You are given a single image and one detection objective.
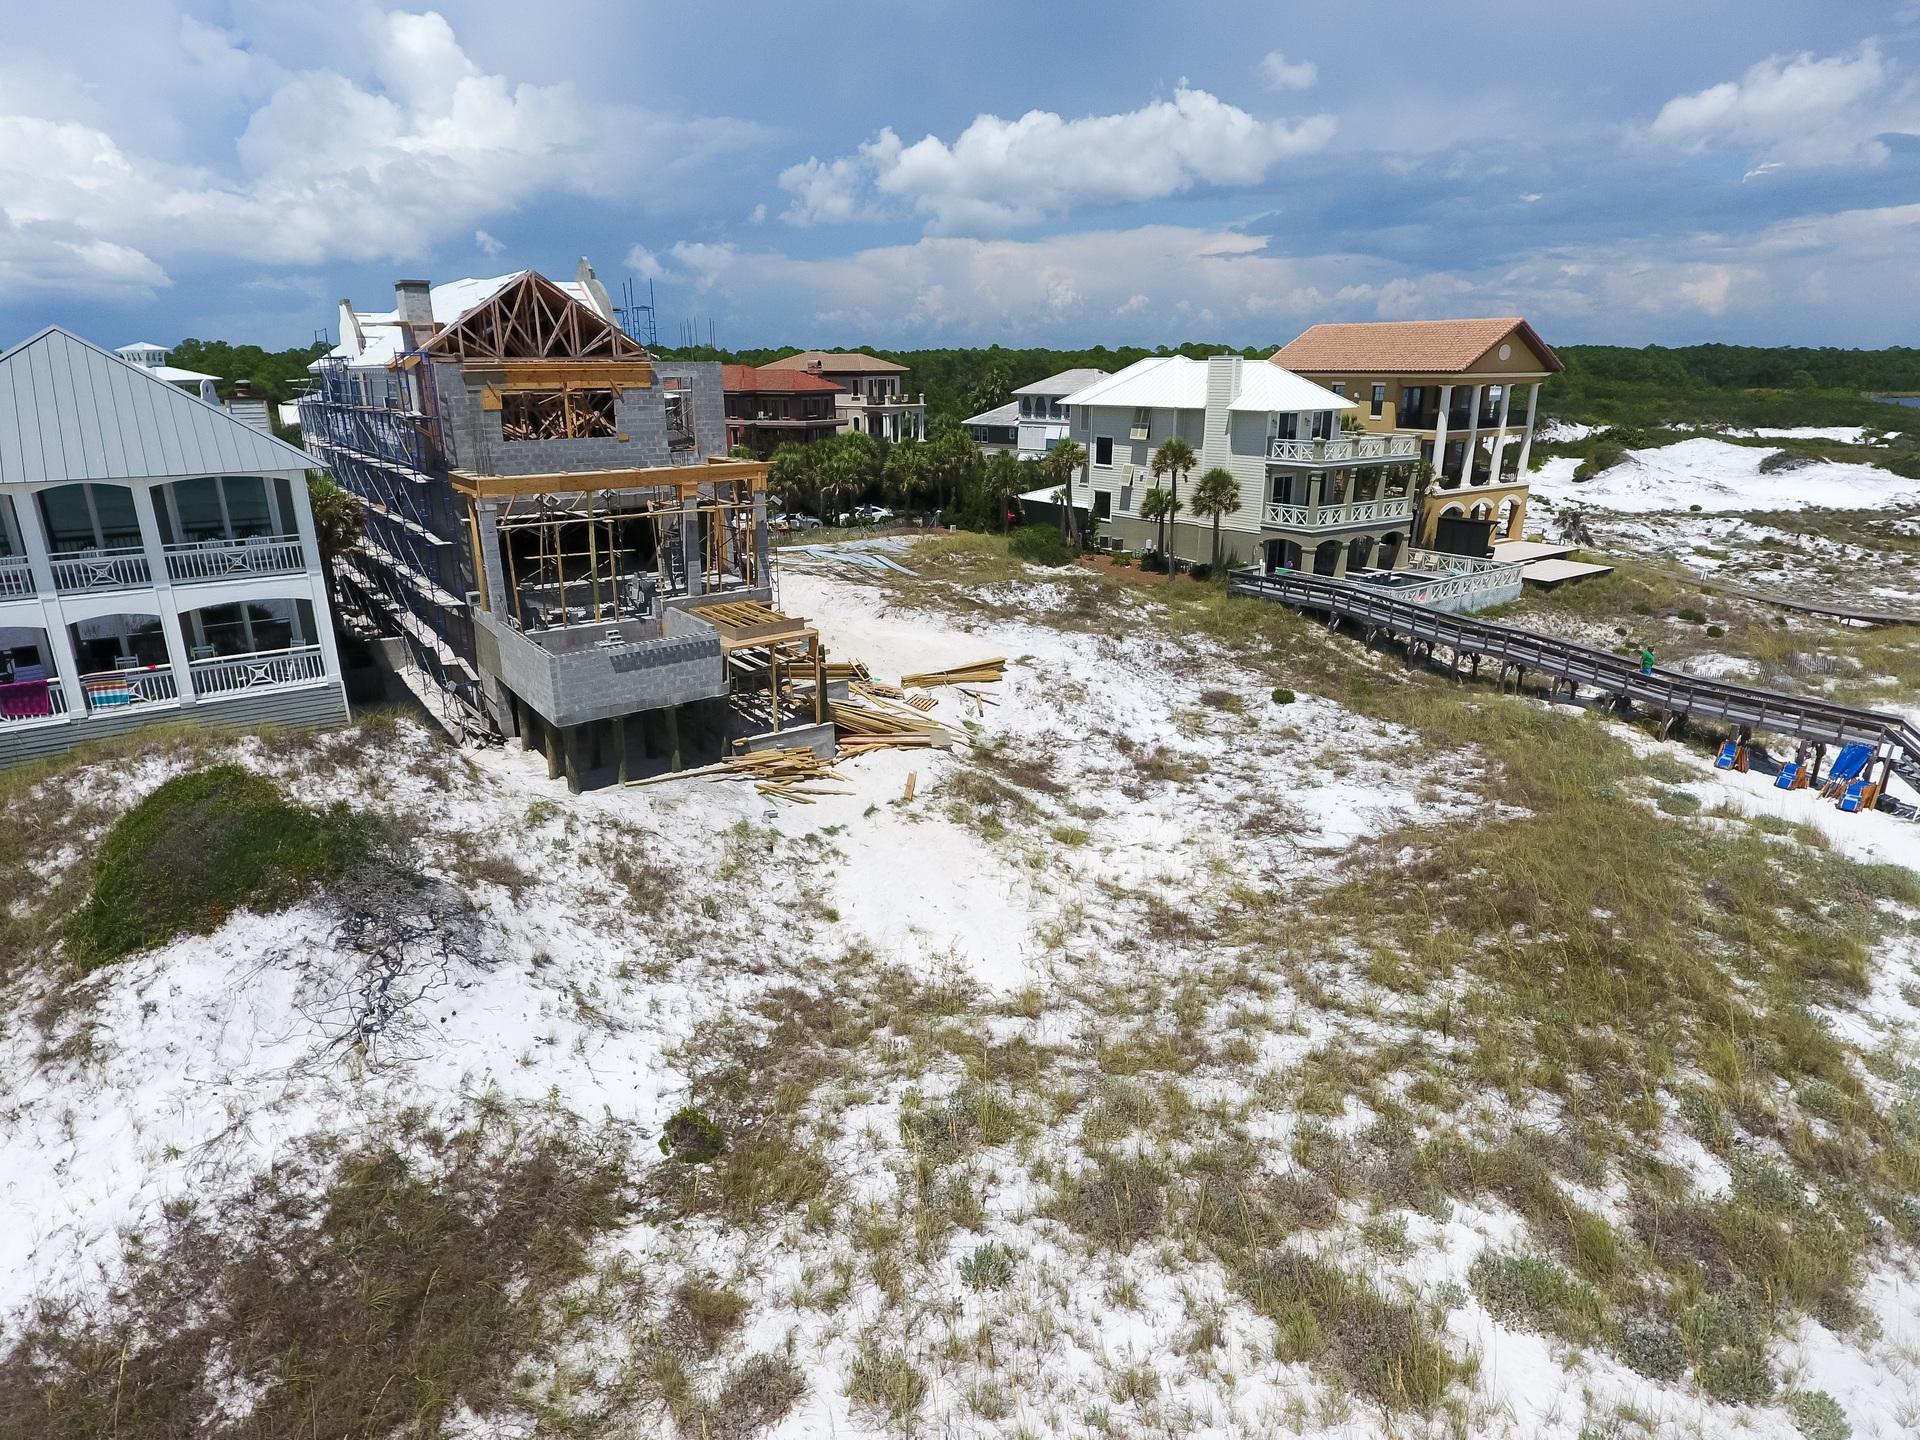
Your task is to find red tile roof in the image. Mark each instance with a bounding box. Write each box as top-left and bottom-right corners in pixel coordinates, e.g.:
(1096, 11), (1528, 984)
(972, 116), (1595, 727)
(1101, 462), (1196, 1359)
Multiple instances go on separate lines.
(722, 363), (844, 394)
(1271, 318), (1562, 375)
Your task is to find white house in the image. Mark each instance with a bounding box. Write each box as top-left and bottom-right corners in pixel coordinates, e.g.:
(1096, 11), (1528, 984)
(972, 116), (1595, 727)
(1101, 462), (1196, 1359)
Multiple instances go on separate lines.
(115, 342), (221, 404)
(1, 328), (348, 768)
(1061, 354), (1423, 576)
(1012, 368), (1108, 460)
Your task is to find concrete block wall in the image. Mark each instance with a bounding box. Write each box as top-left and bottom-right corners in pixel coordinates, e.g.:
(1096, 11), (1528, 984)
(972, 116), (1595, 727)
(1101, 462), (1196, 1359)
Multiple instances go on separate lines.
(472, 607), (727, 728)
(434, 359), (729, 480)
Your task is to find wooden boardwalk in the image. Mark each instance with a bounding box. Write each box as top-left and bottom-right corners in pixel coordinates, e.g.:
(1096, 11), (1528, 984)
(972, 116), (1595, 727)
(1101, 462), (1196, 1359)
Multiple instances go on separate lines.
(1229, 567), (1920, 803)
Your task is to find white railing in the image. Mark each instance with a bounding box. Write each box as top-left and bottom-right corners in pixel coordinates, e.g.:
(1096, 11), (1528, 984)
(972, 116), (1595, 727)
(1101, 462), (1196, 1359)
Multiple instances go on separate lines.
(1263, 496), (1413, 529)
(1404, 546), (1513, 576)
(0, 677), (69, 725)
(1389, 567), (1524, 606)
(0, 555), (31, 599)
(78, 665), (178, 713)
(50, 546), (150, 593)
(164, 535), (306, 584)
(1268, 434), (1419, 464)
(190, 645), (327, 699)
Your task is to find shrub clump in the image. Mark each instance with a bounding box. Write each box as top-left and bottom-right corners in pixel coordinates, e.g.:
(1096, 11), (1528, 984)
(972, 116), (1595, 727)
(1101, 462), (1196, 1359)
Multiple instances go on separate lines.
(1468, 1250), (1605, 1345)
(1008, 524), (1072, 567)
(1785, 1389), (1851, 1440)
(67, 764), (376, 968)
(958, 1242), (1016, 1291)
(1271, 687), (1297, 705)
(660, 1106), (726, 1164)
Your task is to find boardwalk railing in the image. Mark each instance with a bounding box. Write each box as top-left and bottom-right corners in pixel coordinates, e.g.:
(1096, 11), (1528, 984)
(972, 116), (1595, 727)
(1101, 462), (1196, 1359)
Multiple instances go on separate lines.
(1229, 566), (1920, 780)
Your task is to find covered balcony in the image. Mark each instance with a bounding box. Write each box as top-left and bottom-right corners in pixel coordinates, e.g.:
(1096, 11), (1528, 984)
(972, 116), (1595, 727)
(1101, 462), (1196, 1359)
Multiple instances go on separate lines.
(36, 482), (150, 593)
(178, 597), (328, 701)
(153, 474), (307, 585)
(1266, 433), (1419, 465)
(0, 627), (70, 726)
(67, 612), (178, 714)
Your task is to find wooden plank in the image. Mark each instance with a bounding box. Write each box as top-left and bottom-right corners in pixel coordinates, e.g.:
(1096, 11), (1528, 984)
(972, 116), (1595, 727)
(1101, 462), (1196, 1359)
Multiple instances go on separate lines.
(450, 460), (769, 499)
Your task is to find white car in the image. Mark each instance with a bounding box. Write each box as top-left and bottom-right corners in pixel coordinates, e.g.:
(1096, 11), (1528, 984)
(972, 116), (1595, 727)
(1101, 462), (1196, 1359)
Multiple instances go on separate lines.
(775, 512), (822, 531)
(852, 505), (894, 524)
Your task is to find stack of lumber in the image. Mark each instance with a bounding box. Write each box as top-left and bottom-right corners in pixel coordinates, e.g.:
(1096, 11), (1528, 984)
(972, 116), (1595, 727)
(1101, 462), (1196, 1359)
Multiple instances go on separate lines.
(900, 657), (1007, 689)
(624, 745), (851, 803)
(831, 693), (966, 752)
(820, 659), (870, 682)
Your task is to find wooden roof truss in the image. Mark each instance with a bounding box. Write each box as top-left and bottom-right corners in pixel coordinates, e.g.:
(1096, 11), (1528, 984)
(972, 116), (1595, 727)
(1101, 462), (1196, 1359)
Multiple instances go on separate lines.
(425, 272), (649, 362)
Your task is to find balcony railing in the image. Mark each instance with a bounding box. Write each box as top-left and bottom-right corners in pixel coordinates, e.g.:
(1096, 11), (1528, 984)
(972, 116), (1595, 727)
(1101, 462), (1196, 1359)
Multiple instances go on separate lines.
(190, 644), (327, 699)
(1268, 434), (1419, 464)
(78, 664), (178, 714)
(843, 391), (923, 407)
(0, 555), (31, 599)
(163, 536), (306, 585)
(50, 546), (151, 593)
(0, 676), (69, 725)
(1263, 496), (1412, 529)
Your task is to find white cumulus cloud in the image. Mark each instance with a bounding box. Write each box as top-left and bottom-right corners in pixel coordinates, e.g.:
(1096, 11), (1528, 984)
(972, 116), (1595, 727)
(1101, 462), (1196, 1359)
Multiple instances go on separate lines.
(0, 7), (767, 298)
(1259, 51), (1317, 91)
(473, 229), (504, 255)
(1643, 42), (1919, 168)
(778, 87), (1336, 232)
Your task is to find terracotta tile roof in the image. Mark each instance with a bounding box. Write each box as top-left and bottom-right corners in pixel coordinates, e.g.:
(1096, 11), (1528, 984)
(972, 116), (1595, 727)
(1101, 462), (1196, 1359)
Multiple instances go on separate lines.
(761, 349), (907, 375)
(722, 363), (844, 394)
(1270, 318), (1562, 375)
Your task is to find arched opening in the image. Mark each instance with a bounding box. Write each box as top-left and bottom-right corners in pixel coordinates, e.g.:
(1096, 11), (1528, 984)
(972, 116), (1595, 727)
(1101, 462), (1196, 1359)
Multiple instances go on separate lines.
(37, 482), (142, 554)
(1497, 497), (1521, 539)
(67, 612), (176, 711)
(1347, 535), (1376, 573)
(1469, 501), (1492, 522)
(178, 598), (325, 698)
(0, 625), (66, 721)
(1377, 530), (1405, 571)
(1312, 539), (1343, 576)
(1263, 538), (1304, 573)
(153, 475), (296, 545)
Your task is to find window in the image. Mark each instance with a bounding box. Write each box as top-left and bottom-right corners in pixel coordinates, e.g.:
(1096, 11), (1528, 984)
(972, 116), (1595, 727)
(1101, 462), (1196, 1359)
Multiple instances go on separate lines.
(1272, 412), (1299, 441)
(1370, 384), (1386, 419)
(1094, 436), (1114, 467)
(1331, 383), (1345, 397)
(1094, 492), (1112, 519)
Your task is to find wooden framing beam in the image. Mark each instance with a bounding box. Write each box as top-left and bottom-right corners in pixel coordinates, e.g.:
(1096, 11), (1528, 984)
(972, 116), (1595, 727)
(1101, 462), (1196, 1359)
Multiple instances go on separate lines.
(450, 460), (769, 499)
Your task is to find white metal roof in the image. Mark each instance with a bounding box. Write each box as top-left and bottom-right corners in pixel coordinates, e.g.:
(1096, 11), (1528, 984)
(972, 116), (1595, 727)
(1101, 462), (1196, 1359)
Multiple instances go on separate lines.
(962, 400), (1020, 427)
(151, 364), (219, 384)
(1013, 367), (1109, 397)
(116, 342), (166, 355)
(323, 271), (608, 369)
(1061, 355), (1355, 415)
(1226, 364), (1354, 413)
(1017, 485), (1066, 504)
(1058, 356), (1209, 410)
(0, 327), (319, 485)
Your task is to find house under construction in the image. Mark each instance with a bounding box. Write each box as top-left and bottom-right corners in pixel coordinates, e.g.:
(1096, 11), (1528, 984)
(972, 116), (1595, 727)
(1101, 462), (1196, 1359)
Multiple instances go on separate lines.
(300, 262), (829, 789)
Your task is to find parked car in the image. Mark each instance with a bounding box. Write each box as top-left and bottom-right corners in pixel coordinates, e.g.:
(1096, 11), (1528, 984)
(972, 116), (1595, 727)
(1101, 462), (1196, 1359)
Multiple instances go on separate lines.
(849, 505), (894, 525)
(774, 512), (822, 531)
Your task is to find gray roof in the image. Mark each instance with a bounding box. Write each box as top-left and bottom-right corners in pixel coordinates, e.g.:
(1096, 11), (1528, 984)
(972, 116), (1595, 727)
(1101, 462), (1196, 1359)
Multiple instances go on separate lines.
(0, 326), (318, 486)
(962, 400), (1020, 427)
(1013, 367), (1109, 397)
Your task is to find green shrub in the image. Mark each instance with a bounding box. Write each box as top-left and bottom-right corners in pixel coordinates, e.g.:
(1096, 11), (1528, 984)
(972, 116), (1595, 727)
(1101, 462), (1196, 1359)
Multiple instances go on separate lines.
(1706, 624), (1726, 638)
(660, 1106), (726, 1163)
(958, 1242), (1016, 1291)
(1188, 562), (1212, 581)
(1617, 1315), (1686, 1379)
(1008, 524), (1072, 567)
(1139, 551), (1171, 574)
(1785, 1389), (1851, 1440)
(1678, 606), (1708, 624)
(1469, 1250), (1606, 1345)
(1271, 688), (1297, 705)
(67, 765), (375, 968)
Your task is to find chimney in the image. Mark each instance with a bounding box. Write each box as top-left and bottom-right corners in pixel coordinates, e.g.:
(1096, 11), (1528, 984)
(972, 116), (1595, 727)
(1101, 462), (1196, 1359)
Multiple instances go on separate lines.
(394, 279), (434, 347)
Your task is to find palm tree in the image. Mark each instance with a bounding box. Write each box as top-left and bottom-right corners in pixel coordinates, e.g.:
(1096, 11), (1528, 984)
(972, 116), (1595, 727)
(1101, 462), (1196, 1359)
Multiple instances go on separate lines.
(1150, 436), (1197, 505)
(1189, 467), (1239, 573)
(1140, 485), (1182, 570)
(1045, 439), (1087, 545)
(926, 426), (981, 515)
(883, 438), (928, 514)
(982, 451), (1024, 533)
(306, 475), (362, 610)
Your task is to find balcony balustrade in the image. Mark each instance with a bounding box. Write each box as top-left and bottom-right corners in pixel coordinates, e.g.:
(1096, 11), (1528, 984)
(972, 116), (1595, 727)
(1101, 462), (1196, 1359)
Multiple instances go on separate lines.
(1268, 434), (1419, 464)
(163, 535), (306, 584)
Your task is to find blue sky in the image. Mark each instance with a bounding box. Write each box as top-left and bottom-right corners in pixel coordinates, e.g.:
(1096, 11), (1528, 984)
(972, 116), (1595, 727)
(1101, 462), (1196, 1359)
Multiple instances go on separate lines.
(3, 1), (1918, 353)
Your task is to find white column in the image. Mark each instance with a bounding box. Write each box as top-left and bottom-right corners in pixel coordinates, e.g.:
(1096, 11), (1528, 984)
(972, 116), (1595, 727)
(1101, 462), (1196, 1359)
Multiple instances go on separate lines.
(1431, 384), (1452, 481)
(287, 472), (346, 687)
(14, 487), (87, 715)
(1460, 384), (1483, 487)
(1488, 383), (1515, 486)
(1516, 382), (1542, 477)
(131, 482), (197, 706)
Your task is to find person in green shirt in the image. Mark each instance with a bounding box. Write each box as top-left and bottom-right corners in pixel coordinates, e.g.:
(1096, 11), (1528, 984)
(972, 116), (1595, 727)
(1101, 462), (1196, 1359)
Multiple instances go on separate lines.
(1639, 646), (1656, 675)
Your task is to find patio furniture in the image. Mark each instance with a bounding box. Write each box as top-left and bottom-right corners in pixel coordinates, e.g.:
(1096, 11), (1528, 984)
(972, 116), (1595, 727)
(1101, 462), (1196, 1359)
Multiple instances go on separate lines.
(82, 674), (135, 708)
